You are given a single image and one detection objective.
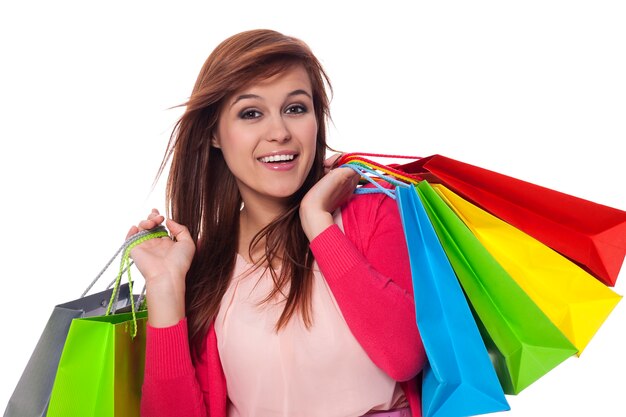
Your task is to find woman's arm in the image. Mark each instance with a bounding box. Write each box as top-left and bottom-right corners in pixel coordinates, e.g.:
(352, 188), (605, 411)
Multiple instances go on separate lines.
(141, 319), (210, 417)
(129, 211), (212, 416)
(309, 191), (426, 382)
(127, 211), (193, 328)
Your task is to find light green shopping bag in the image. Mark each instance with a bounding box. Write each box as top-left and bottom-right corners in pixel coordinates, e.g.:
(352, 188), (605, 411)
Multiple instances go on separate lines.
(47, 226), (167, 417)
(46, 310), (147, 417)
(416, 181), (578, 394)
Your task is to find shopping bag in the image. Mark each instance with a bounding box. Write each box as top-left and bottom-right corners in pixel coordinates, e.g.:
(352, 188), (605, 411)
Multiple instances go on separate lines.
(396, 154), (626, 287)
(46, 310), (147, 417)
(396, 185), (509, 417)
(3, 284), (135, 417)
(46, 226), (167, 417)
(416, 180), (578, 395)
(4, 226), (167, 417)
(45, 227), (167, 417)
(432, 184), (622, 354)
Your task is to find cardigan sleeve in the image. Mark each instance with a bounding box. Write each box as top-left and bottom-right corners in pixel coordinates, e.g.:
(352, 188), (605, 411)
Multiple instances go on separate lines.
(309, 191), (426, 382)
(140, 318), (210, 417)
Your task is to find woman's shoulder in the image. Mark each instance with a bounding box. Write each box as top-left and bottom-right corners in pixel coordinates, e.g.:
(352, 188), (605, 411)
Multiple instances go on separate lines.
(341, 182), (400, 236)
(344, 182), (398, 215)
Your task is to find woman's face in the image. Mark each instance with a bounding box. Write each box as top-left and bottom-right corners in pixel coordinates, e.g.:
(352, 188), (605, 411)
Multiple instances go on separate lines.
(213, 65), (318, 210)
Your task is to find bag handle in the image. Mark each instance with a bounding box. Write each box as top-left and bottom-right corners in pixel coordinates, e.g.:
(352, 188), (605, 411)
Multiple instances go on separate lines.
(105, 228), (169, 314)
(81, 227), (168, 298)
(342, 163), (411, 200)
(337, 153), (423, 184)
(107, 227), (169, 338)
(338, 151), (423, 161)
(80, 226), (169, 337)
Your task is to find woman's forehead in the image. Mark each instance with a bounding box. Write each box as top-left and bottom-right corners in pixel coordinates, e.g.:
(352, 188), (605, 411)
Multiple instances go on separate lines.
(236, 65), (312, 96)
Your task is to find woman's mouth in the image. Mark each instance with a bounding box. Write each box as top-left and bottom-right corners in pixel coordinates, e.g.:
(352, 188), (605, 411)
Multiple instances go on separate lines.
(257, 153), (299, 171)
(258, 154), (297, 163)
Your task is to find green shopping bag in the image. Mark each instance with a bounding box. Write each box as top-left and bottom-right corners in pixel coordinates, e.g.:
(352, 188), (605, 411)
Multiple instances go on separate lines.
(416, 181), (578, 394)
(46, 310), (147, 417)
(46, 226), (168, 417)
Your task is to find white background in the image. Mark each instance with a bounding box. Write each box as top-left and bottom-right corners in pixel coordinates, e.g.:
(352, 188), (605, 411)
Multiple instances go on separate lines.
(1, 1), (625, 415)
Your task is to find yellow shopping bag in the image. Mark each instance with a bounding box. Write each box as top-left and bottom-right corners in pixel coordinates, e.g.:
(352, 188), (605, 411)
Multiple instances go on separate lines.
(432, 184), (622, 354)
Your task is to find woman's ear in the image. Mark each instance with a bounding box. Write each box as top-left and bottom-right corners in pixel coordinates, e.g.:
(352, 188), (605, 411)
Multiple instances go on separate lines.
(211, 135), (221, 148)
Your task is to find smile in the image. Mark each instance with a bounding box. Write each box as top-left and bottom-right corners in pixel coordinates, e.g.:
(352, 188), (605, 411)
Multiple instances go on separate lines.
(258, 154), (297, 163)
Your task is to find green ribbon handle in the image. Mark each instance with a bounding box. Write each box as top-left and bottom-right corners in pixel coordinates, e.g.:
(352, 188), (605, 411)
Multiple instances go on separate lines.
(105, 227), (169, 338)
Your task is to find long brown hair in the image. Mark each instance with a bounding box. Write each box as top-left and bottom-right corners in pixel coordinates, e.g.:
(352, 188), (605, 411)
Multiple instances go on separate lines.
(158, 29), (332, 354)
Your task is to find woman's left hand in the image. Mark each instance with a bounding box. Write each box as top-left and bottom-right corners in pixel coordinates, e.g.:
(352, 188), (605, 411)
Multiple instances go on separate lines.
(299, 154), (360, 241)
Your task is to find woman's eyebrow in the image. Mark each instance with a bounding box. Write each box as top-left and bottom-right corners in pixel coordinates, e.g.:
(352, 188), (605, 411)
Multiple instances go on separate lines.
(230, 93), (261, 108)
(287, 89), (312, 99)
(230, 89), (312, 108)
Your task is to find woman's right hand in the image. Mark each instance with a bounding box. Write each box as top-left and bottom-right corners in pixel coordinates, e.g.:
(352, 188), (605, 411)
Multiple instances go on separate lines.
(127, 208), (195, 327)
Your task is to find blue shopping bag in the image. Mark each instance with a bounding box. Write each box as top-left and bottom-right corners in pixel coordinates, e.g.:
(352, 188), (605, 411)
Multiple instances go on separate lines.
(396, 185), (509, 417)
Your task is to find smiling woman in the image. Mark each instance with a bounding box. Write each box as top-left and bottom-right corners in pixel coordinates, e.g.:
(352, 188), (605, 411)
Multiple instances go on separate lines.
(212, 66), (319, 204)
(2, 3), (625, 416)
(128, 29), (425, 417)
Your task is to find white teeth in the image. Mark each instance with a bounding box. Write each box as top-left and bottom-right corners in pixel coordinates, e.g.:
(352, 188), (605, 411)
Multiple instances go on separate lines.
(259, 154), (295, 163)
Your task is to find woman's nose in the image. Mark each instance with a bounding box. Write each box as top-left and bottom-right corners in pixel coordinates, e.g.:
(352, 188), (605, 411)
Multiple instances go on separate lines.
(265, 114), (291, 142)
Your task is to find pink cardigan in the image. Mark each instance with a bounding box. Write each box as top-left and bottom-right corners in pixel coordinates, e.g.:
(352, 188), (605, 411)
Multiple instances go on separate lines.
(141, 190), (426, 416)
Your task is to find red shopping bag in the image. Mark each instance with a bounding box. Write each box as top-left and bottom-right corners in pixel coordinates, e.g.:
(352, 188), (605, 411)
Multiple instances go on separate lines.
(340, 153), (626, 287)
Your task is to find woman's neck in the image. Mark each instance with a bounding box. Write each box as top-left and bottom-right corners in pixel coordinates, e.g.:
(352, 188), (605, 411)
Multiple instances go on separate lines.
(238, 199), (287, 264)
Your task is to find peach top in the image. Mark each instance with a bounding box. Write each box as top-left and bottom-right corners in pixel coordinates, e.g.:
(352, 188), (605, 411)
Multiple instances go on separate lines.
(214, 236), (407, 417)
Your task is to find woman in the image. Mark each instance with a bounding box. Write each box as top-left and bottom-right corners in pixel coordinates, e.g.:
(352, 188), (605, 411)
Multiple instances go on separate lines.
(130, 29), (425, 417)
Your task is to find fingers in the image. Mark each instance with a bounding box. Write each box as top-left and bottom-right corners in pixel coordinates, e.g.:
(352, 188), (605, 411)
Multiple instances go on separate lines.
(127, 208), (164, 239)
(332, 165), (361, 184)
(165, 218), (192, 243)
(137, 208), (164, 231)
(165, 219), (196, 255)
(323, 153), (344, 174)
(337, 166), (361, 198)
(128, 210), (193, 249)
(126, 225), (139, 240)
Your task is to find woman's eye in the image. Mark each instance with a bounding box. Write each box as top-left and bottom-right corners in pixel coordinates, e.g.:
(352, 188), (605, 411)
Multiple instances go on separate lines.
(240, 109), (262, 119)
(285, 104), (307, 114)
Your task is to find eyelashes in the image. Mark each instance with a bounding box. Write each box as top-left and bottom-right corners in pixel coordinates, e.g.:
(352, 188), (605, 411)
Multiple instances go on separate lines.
(238, 104), (309, 120)
(239, 109), (262, 119)
(285, 104), (308, 114)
